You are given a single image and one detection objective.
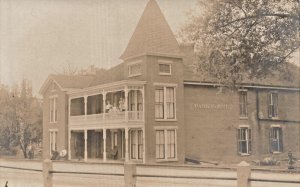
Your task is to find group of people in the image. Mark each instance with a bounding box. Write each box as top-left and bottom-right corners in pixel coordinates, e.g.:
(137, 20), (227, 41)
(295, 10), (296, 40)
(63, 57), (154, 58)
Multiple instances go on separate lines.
(105, 98), (125, 113)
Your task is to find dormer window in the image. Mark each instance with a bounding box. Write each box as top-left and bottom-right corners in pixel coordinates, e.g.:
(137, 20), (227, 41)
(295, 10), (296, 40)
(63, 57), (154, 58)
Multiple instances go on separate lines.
(159, 61), (172, 75)
(128, 62), (142, 77)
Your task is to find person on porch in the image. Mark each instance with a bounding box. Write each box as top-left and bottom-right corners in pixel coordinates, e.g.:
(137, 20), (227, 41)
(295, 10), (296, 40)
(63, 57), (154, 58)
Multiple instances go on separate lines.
(105, 101), (112, 112)
(59, 146), (67, 159)
(119, 98), (125, 111)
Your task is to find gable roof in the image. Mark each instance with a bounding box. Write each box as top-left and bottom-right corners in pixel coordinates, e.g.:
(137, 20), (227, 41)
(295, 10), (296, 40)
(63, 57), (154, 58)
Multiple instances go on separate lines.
(88, 64), (125, 87)
(39, 74), (94, 95)
(120, 0), (182, 60)
(52, 74), (94, 89)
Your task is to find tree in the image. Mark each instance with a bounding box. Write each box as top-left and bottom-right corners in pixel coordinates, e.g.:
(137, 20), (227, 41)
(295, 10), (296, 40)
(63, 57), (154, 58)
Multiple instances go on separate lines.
(0, 80), (42, 158)
(180, 0), (300, 87)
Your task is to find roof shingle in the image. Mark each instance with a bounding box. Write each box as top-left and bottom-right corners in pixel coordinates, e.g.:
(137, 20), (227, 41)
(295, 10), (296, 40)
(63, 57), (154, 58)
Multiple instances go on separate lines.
(51, 74), (94, 89)
(120, 0), (182, 60)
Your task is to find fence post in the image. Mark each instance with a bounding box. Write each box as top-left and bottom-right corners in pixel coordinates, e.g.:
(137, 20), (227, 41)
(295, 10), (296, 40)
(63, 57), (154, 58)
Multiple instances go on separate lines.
(43, 159), (53, 187)
(124, 162), (136, 187)
(237, 161), (251, 187)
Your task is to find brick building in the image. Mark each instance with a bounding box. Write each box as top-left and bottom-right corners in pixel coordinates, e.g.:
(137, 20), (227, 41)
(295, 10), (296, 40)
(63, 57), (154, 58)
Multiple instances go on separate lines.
(39, 0), (300, 164)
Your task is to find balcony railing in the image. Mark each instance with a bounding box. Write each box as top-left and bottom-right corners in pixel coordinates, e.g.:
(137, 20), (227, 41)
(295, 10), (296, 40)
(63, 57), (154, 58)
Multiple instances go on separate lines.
(105, 111), (125, 121)
(128, 111), (143, 121)
(69, 111), (143, 124)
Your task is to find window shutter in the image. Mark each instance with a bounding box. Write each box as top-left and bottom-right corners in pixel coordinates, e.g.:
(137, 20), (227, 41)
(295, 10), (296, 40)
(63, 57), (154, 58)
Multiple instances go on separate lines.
(236, 128), (239, 154)
(274, 93), (278, 117)
(248, 129), (252, 154)
(279, 128), (283, 152)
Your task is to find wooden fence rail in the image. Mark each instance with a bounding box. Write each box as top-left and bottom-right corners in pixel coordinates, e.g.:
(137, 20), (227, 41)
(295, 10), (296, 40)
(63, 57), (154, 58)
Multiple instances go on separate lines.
(1, 160), (300, 187)
(0, 165), (42, 172)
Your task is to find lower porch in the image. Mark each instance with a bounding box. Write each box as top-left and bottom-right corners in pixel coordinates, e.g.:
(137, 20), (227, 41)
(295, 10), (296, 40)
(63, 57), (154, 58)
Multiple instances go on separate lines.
(68, 127), (145, 163)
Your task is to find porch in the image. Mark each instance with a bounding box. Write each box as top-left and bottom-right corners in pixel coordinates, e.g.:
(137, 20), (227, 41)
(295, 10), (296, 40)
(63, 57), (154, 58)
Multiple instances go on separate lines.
(68, 81), (145, 126)
(68, 127), (145, 163)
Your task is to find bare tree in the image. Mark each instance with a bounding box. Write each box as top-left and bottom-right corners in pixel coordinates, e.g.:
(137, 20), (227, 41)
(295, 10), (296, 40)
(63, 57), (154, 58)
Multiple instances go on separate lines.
(0, 80), (42, 158)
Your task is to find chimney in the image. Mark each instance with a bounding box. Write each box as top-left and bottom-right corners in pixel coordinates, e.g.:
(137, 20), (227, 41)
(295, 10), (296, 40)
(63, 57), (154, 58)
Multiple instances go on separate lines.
(179, 43), (195, 66)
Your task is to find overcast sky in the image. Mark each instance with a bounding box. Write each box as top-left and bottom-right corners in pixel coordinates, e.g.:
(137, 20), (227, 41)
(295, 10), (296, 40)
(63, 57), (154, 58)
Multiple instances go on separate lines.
(0, 0), (198, 95)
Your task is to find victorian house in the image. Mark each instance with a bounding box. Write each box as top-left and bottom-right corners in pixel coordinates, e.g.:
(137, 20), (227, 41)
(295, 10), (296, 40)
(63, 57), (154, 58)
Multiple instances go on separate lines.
(40, 0), (300, 164)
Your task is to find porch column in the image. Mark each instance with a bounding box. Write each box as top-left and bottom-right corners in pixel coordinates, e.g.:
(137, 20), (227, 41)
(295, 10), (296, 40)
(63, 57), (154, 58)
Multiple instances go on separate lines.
(143, 128), (146, 164)
(68, 98), (71, 123)
(125, 127), (129, 162)
(134, 90), (138, 120)
(164, 129), (168, 161)
(142, 87), (145, 121)
(125, 86), (128, 122)
(84, 130), (87, 162)
(121, 130), (124, 158)
(111, 130), (114, 149)
(68, 130), (71, 160)
(84, 96), (87, 119)
(103, 128), (107, 162)
(102, 91), (106, 121)
(163, 87), (167, 120)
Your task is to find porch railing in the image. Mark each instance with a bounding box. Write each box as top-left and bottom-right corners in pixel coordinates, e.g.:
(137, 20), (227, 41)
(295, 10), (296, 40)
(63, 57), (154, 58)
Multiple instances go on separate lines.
(69, 111), (143, 124)
(128, 111), (143, 121)
(105, 111), (125, 121)
(86, 113), (103, 120)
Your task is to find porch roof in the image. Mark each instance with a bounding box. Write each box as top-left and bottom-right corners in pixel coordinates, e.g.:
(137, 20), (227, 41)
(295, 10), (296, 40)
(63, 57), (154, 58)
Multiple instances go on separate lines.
(67, 80), (146, 97)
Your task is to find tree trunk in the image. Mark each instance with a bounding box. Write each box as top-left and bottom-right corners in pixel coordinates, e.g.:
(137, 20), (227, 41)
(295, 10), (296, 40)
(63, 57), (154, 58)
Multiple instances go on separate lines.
(19, 141), (27, 158)
(22, 149), (28, 158)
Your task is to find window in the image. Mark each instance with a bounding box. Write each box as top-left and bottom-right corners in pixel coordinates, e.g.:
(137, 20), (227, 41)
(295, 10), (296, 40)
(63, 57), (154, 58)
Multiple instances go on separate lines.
(237, 127), (251, 155)
(166, 88), (175, 119)
(50, 97), (57, 123)
(159, 63), (171, 75)
(128, 63), (142, 77)
(167, 130), (176, 159)
(128, 90), (143, 111)
(49, 130), (58, 156)
(87, 94), (103, 115)
(155, 130), (165, 159)
(268, 92), (278, 118)
(70, 97), (85, 116)
(130, 130), (143, 160)
(155, 86), (175, 120)
(155, 88), (164, 119)
(239, 91), (247, 118)
(155, 129), (177, 160)
(270, 127), (283, 153)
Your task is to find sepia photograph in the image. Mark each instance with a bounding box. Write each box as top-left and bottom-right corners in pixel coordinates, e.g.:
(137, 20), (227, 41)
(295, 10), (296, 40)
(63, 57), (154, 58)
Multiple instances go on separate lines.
(0, 0), (299, 186)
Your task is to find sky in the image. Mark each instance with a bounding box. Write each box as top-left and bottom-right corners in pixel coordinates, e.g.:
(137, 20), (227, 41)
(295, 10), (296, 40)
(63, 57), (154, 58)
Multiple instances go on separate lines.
(0, 0), (198, 96)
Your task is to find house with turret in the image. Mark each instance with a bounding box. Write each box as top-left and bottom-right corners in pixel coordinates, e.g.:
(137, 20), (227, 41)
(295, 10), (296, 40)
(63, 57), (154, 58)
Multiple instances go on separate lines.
(40, 0), (300, 164)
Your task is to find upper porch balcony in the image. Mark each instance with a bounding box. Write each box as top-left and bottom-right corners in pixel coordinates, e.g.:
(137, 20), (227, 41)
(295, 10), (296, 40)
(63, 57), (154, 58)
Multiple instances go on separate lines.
(68, 81), (145, 127)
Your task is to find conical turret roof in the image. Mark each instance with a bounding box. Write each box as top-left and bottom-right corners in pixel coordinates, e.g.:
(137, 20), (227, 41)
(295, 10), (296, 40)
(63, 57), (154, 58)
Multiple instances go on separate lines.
(120, 0), (182, 60)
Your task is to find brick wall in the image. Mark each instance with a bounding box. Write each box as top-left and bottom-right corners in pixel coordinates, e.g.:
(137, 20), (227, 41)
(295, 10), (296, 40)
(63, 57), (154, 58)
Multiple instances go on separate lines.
(183, 85), (300, 163)
(42, 81), (68, 159)
(184, 86), (244, 163)
(142, 55), (185, 164)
